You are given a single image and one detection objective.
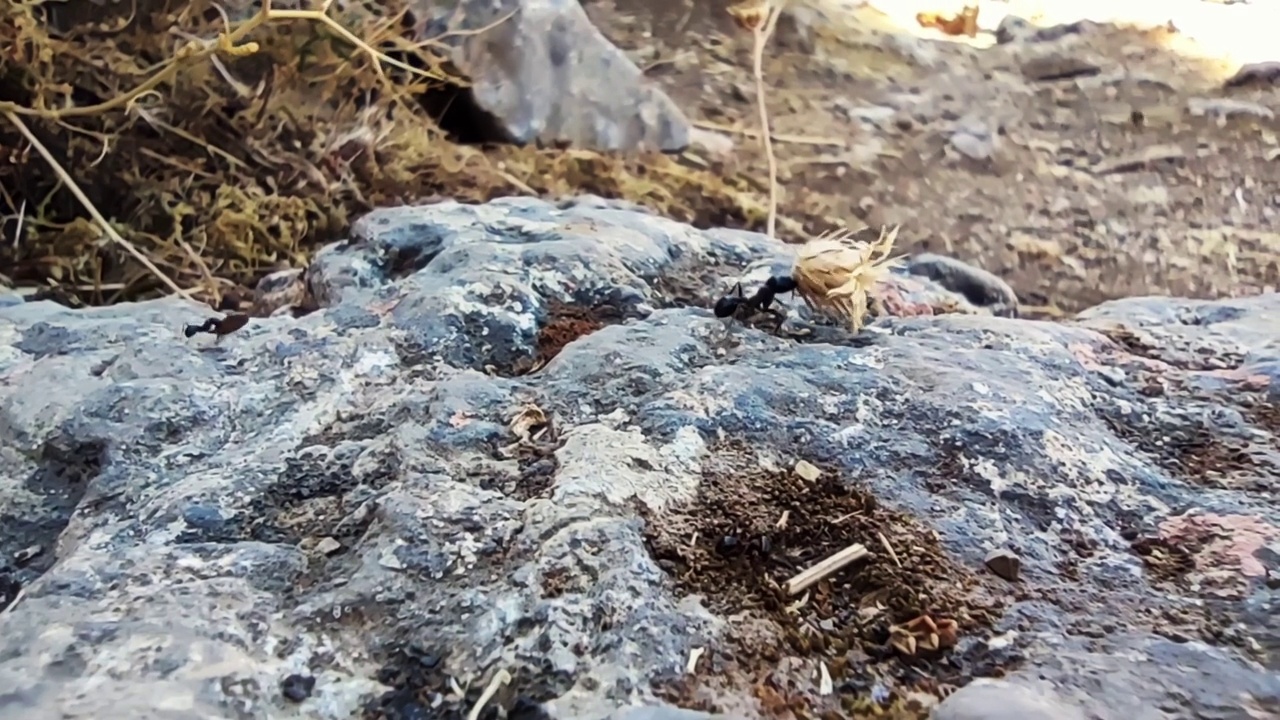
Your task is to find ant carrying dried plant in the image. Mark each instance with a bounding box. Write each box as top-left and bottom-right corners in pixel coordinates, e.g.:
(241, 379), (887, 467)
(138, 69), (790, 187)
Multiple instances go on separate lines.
(713, 225), (903, 334)
(183, 312), (250, 344)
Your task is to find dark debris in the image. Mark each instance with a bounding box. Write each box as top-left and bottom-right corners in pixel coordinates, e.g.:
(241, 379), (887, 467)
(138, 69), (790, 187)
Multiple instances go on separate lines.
(638, 440), (1007, 718)
(362, 644), (556, 720)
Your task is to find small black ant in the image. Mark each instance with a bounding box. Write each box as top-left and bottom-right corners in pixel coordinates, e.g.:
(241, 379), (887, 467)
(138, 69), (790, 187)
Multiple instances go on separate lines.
(183, 312), (250, 343)
(713, 274), (799, 327)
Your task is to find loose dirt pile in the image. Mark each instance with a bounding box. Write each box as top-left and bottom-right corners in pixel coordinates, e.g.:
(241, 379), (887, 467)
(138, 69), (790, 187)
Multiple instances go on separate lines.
(640, 441), (1007, 718)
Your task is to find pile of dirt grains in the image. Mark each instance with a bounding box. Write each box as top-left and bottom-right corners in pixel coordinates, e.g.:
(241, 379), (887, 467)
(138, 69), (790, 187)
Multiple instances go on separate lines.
(639, 441), (1008, 718)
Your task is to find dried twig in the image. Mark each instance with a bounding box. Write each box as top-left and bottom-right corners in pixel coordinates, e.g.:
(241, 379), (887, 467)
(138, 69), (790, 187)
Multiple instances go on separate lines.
(692, 120), (847, 147)
(686, 647), (705, 674)
(776, 510), (790, 530)
(877, 530), (902, 568)
(0, 586), (26, 617)
(783, 542), (869, 596)
(465, 669), (511, 720)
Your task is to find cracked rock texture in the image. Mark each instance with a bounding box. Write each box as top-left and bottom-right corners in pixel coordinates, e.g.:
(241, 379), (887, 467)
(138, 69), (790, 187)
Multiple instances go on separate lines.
(1, 197), (1278, 720)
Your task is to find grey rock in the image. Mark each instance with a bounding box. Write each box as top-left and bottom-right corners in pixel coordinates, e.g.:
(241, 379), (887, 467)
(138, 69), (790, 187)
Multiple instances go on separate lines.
(949, 128), (997, 162)
(412, 0), (691, 151)
(1224, 61), (1280, 89)
(995, 15), (1101, 44)
(1188, 97), (1275, 121)
(932, 680), (1085, 720)
(2, 198), (1279, 719)
(906, 253), (1019, 316)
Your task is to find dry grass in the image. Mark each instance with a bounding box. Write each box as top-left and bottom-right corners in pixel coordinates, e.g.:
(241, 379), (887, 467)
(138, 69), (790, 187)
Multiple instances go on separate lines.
(0, 0), (782, 308)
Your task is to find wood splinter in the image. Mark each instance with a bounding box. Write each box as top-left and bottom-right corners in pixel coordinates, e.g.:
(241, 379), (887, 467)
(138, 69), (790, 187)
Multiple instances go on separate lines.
(782, 542), (870, 596)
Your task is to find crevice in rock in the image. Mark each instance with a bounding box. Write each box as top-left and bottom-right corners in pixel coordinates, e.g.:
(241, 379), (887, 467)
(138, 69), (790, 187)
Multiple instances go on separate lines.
(0, 438), (103, 610)
(479, 418), (560, 503)
(419, 82), (514, 146)
(506, 300), (629, 377)
(639, 440), (1009, 715)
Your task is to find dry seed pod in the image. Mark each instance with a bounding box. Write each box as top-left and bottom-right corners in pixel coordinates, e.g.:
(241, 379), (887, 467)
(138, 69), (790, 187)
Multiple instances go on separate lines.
(791, 225), (903, 333)
(727, 0), (769, 30)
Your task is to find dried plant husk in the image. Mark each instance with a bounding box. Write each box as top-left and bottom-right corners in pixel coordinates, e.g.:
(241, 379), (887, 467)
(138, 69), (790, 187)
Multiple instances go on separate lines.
(791, 224), (902, 332)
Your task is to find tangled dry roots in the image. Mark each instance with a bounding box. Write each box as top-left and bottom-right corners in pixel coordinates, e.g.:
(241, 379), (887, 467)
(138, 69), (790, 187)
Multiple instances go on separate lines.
(0, 0), (783, 308)
(792, 225), (902, 331)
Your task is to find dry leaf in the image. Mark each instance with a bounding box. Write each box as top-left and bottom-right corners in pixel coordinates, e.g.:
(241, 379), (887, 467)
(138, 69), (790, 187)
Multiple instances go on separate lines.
(508, 403), (547, 441)
(916, 5), (980, 37)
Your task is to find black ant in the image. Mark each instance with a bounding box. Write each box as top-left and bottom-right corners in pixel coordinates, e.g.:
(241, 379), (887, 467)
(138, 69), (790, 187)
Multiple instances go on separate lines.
(713, 274), (799, 328)
(183, 313), (250, 343)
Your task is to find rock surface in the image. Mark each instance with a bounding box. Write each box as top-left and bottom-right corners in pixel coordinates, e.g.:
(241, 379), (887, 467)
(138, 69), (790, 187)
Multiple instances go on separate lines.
(1, 199), (1279, 720)
(412, 0), (691, 151)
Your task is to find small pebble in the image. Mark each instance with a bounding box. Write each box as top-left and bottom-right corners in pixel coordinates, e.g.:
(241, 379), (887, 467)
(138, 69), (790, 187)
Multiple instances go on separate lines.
(280, 673), (316, 703)
(12, 545), (42, 565)
(715, 535), (741, 556)
(182, 505), (225, 530)
(984, 548), (1022, 581)
(794, 460), (821, 481)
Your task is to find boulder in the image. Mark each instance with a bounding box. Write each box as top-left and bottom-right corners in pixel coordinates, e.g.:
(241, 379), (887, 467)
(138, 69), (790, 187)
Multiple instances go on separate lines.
(1, 197), (1278, 719)
(413, 0), (692, 151)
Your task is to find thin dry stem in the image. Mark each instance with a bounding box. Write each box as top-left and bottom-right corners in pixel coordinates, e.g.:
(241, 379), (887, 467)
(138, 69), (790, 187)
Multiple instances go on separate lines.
(729, 0), (786, 239)
(692, 120), (847, 147)
(877, 530), (902, 568)
(752, 3), (785, 239)
(465, 669), (511, 720)
(0, 586), (25, 617)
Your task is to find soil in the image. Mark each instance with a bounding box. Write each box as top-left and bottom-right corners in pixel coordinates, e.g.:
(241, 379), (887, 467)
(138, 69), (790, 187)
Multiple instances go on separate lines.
(639, 440), (1008, 718)
(580, 0), (1280, 317)
(364, 644), (557, 720)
